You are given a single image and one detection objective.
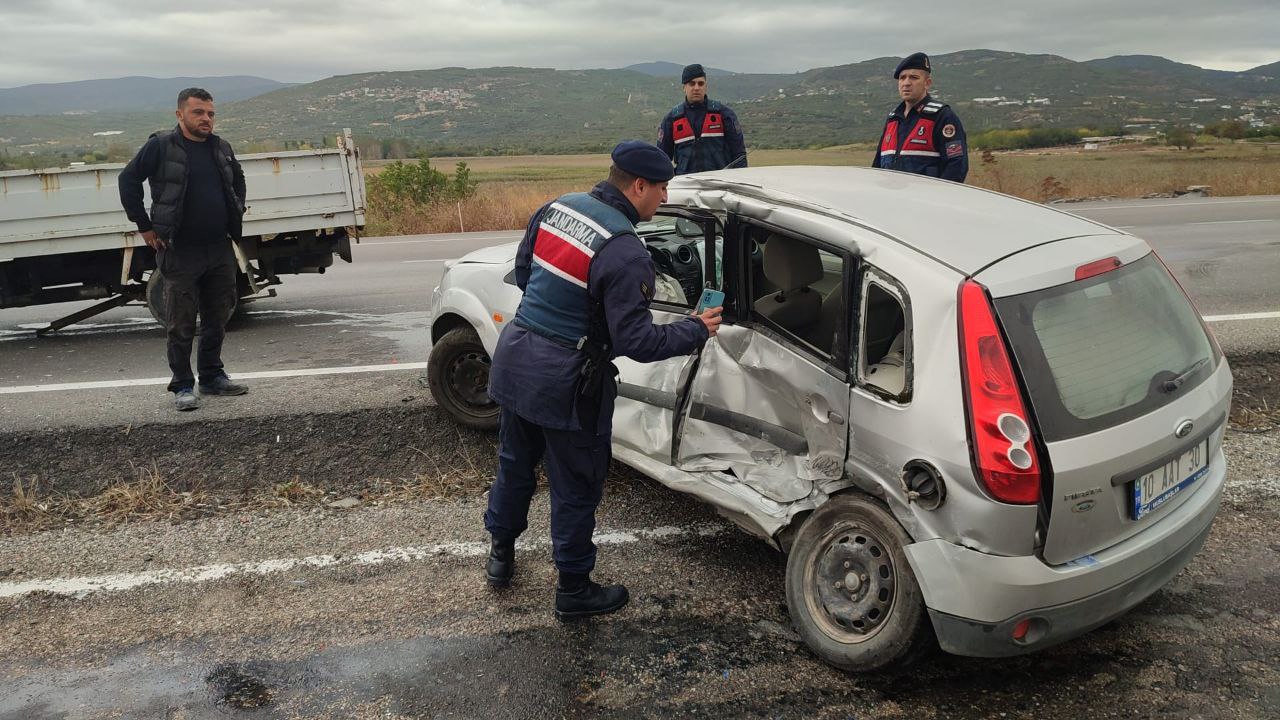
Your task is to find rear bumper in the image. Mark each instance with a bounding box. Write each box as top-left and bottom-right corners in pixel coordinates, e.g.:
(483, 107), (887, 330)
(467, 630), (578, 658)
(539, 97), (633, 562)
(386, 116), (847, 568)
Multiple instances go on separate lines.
(905, 459), (1223, 657)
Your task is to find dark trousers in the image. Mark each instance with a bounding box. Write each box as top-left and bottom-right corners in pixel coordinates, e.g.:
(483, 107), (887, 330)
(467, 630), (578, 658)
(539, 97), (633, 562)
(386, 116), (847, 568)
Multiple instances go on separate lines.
(484, 406), (613, 575)
(157, 241), (239, 392)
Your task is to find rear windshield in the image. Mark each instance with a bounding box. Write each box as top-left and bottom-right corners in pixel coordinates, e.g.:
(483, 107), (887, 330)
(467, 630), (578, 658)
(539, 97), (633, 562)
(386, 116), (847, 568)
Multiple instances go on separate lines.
(994, 253), (1215, 440)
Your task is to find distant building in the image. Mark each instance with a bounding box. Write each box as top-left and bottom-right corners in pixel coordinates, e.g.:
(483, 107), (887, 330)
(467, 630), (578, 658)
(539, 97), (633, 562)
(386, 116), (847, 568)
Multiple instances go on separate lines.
(1193, 98), (1217, 103)
(973, 97), (1004, 103)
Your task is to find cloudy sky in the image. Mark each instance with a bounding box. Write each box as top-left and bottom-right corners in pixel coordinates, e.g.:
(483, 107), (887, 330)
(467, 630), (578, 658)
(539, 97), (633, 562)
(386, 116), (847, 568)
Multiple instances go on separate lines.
(2, 0), (1277, 88)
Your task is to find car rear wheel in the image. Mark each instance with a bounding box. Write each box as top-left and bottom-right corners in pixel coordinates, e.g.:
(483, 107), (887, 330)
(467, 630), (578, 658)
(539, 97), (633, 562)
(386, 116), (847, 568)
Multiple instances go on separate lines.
(785, 493), (933, 672)
(427, 326), (499, 430)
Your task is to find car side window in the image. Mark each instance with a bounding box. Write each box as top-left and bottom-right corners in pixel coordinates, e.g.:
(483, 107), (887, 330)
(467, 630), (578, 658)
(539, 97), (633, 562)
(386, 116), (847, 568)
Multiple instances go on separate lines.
(746, 226), (849, 364)
(635, 214), (723, 309)
(857, 269), (912, 402)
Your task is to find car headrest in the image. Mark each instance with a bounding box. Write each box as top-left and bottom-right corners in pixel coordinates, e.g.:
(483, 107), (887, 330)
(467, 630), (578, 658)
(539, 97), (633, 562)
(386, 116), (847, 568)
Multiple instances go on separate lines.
(762, 233), (823, 291)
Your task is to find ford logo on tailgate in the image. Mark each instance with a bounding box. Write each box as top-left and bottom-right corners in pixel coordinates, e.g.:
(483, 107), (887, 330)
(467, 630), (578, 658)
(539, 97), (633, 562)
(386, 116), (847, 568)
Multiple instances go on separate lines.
(1175, 420), (1194, 439)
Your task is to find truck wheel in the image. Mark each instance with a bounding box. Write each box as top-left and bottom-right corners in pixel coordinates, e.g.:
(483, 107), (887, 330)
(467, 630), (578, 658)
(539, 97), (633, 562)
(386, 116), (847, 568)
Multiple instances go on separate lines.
(146, 270), (166, 326)
(427, 327), (499, 430)
(785, 494), (933, 672)
(148, 269), (244, 329)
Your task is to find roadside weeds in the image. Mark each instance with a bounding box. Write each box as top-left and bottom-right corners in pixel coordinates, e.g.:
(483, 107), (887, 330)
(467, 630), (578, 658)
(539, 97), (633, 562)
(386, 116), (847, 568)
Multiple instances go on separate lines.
(2, 462), (495, 536)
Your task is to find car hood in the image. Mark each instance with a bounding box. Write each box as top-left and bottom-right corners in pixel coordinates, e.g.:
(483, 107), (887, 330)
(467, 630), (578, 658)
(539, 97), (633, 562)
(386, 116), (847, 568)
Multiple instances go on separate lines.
(454, 242), (518, 266)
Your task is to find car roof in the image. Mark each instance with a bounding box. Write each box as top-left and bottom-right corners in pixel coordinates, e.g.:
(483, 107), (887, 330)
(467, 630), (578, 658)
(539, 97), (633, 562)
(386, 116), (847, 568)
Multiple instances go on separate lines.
(669, 166), (1124, 274)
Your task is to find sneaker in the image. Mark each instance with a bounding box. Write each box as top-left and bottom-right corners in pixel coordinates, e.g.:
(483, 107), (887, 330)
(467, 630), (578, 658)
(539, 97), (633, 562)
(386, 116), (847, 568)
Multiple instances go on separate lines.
(198, 376), (248, 396)
(174, 389), (201, 411)
(554, 578), (629, 621)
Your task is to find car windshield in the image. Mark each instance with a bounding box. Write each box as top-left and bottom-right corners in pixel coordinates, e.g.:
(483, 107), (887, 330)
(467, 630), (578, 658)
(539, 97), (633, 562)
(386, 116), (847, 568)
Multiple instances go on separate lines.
(994, 253), (1215, 440)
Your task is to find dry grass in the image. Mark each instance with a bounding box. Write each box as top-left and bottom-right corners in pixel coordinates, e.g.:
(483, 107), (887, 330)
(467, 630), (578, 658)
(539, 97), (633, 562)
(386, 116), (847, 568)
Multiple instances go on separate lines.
(364, 141), (1280, 235)
(366, 180), (580, 236)
(1, 449), (495, 534)
(968, 142), (1280, 200)
(2, 463), (208, 534)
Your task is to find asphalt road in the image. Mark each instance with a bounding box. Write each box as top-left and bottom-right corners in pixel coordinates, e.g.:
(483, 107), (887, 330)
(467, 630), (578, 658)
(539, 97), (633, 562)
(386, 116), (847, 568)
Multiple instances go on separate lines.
(2, 194), (1278, 431)
(1, 195), (1278, 718)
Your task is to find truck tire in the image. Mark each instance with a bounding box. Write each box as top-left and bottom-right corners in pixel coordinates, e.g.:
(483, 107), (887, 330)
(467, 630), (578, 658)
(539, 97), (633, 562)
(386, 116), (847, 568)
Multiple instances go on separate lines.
(147, 269), (245, 329)
(146, 269), (166, 326)
(427, 326), (499, 430)
(785, 493), (933, 672)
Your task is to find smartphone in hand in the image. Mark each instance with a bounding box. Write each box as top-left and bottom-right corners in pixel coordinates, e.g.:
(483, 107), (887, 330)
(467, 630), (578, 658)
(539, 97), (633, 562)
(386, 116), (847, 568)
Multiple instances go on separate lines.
(695, 288), (725, 314)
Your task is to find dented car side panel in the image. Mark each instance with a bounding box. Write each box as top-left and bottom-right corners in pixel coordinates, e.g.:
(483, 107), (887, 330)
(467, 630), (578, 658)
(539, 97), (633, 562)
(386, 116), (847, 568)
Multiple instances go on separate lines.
(676, 324), (850, 503)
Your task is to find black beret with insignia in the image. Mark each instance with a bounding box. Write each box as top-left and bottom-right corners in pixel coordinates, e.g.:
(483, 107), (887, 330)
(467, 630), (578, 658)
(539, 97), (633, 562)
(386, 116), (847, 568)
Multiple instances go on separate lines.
(894, 52), (932, 78)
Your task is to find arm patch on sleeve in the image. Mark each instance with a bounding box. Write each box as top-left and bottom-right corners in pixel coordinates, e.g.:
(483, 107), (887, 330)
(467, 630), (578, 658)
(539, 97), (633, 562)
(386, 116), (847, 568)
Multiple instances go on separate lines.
(946, 142), (965, 158)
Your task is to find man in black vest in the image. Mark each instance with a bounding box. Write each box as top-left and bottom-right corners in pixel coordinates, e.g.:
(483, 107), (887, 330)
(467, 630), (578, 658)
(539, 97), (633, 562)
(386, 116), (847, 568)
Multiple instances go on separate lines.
(658, 63), (748, 174)
(872, 52), (969, 182)
(119, 88), (248, 411)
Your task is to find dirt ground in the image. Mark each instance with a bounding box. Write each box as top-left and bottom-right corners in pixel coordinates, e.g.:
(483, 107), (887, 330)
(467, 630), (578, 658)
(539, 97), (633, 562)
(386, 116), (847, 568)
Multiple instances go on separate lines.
(2, 352), (1276, 533)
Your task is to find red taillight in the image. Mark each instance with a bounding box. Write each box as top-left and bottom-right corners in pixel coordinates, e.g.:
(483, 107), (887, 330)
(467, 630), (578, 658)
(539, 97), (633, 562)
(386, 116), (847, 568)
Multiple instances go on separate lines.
(1074, 256), (1121, 280)
(959, 280), (1041, 505)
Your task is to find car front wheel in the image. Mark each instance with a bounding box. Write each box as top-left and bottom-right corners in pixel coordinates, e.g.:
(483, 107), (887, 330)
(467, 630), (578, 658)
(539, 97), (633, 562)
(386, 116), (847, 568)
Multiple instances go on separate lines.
(785, 493), (933, 672)
(427, 326), (499, 430)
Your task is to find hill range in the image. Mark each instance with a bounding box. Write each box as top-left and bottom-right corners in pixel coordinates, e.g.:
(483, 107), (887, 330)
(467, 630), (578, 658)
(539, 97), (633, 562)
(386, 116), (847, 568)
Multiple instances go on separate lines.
(1, 51), (1276, 159)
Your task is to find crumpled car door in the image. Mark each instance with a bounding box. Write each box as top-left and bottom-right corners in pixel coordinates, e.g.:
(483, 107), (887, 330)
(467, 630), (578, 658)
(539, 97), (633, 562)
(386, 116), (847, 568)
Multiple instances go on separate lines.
(611, 211), (721, 464)
(674, 324), (851, 503)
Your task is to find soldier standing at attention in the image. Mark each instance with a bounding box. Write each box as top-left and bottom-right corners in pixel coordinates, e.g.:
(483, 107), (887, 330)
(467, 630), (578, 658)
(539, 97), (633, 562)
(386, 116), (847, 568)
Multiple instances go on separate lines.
(658, 63), (748, 174)
(873, 52), (969, 182)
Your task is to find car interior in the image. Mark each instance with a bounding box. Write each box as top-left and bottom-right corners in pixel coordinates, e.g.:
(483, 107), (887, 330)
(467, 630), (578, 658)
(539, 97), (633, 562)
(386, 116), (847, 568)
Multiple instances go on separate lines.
(862, 283), (907, 396)
(748, 229), (845, 358)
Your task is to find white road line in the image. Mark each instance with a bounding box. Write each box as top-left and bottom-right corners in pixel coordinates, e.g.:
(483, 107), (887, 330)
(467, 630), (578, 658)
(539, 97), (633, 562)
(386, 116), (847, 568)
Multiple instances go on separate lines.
(1204, 310), (1280, 323)
(358, 235), (518, 246)
(0, 524), (725, 600)
(1079, 198), (1280, 210)
(1189, 219), (1275, 226)
(0, 362), (430, 395)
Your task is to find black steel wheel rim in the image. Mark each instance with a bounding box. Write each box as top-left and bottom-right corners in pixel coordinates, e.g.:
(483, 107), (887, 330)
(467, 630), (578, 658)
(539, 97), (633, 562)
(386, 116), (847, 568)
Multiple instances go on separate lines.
(803, 520), (898, 643)
(445, 349), (494, 411)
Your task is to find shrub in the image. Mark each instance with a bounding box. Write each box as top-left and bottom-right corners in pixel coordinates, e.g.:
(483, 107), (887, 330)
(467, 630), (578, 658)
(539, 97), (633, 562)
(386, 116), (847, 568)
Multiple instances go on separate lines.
(367, 158), (478, 213)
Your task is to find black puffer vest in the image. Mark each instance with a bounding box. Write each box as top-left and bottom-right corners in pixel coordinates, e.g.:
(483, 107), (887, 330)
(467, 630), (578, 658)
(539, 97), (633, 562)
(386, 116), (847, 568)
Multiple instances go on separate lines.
(147, 126), (244, 243)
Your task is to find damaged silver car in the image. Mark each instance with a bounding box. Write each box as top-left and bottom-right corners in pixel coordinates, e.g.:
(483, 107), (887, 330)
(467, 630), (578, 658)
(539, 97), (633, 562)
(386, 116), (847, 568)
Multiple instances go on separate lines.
(428, 166), (1231, 672)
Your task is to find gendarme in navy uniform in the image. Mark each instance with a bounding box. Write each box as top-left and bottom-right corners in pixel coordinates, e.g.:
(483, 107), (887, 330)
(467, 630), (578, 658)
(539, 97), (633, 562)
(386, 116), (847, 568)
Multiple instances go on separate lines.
(872, 52), (969, 182)
(483, 140), (722, 620)
(657, 63), (747, 174)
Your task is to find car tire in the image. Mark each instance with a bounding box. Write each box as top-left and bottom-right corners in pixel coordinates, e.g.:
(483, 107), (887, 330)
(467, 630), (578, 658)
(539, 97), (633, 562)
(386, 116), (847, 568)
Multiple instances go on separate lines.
(785, 493), (933, 672)
(427, 326), (499, 431)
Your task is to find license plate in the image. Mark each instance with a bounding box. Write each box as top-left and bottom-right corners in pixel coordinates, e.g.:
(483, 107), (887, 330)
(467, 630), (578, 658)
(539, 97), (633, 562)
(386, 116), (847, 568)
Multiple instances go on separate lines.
(1132, 439), (1209, 520)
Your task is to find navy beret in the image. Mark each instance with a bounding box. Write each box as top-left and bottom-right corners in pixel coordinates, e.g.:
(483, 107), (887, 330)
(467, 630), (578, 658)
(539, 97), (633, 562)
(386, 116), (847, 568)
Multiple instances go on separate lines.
(681, 63), (706, 84)
(894, 52), (931, 78)
(611, 140), (675, 182)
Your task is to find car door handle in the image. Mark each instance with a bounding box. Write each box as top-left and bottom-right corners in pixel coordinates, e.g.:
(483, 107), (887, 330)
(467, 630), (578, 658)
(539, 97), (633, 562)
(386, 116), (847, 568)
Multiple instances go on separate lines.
(806, 395), (845, 425)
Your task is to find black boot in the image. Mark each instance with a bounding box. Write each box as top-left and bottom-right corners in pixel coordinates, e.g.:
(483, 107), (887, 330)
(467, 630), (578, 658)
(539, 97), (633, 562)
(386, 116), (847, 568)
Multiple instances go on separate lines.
(485, 539), (515, 588)
(554, 572), (629, 621)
